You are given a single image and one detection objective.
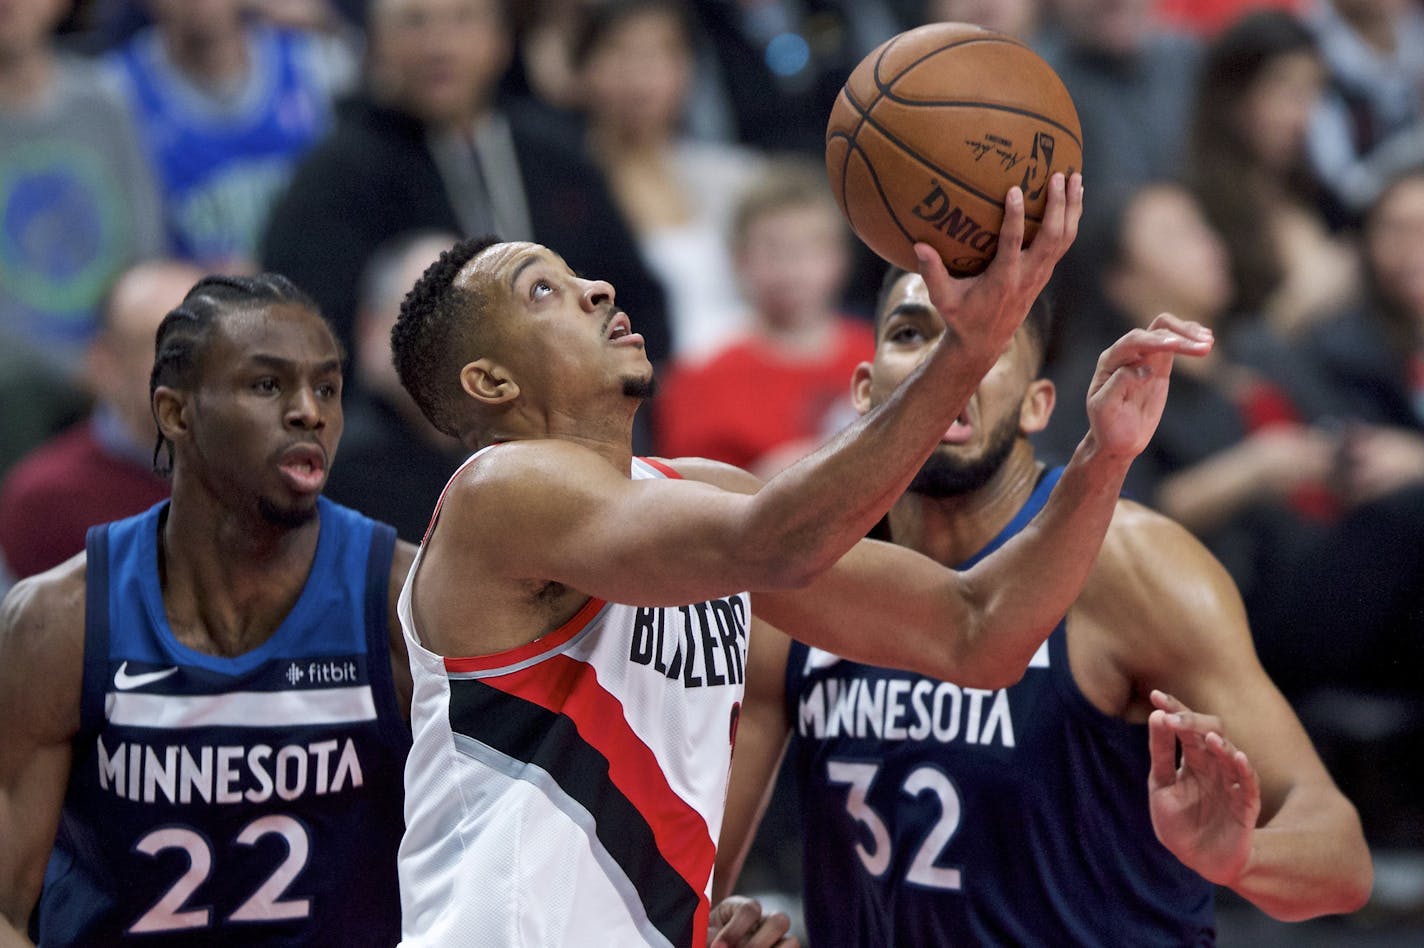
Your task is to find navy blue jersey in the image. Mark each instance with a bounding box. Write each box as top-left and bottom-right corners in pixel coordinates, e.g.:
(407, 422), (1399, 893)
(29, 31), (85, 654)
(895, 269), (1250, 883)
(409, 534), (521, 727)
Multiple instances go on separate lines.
(39, 498), (409, 946)
(786, 468), (1215, 947)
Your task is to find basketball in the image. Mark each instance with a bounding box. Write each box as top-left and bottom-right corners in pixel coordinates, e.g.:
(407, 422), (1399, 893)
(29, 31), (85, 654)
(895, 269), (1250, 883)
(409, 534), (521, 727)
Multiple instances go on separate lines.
(825, 22), (1082, 277)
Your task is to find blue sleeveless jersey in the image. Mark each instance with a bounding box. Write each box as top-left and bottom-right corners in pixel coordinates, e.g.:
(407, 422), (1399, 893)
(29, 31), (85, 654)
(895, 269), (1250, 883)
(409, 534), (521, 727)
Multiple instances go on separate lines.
(110, 27), (333, 262)
(39, 498), (408, 946)
(786, 468), (1216, 947)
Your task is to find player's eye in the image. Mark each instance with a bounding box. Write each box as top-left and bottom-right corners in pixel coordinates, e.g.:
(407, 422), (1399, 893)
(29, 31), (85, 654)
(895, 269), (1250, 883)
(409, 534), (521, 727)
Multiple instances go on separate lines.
(253, 377), (280, 394)
(531, 279), (554, 300)
(887, 324), (925, 344)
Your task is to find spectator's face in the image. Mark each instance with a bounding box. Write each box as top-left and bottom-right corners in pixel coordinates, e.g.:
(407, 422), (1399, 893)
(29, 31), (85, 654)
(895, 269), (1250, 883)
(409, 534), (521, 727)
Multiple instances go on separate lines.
(1234, 50), (1324, 174)
(171, 305), (345, 527)
(93, 262), (204, 443)
(856, 272), (1051, 497)
(579, 9), (691, 140)
(1053, 0), (1152, 56)
(1108, 185), (1233, 325)
(734, 204), (849, 329)
(1368, 175), (1424, 324)
(369, 0), (511, 126)
(0, 0), (69, 60)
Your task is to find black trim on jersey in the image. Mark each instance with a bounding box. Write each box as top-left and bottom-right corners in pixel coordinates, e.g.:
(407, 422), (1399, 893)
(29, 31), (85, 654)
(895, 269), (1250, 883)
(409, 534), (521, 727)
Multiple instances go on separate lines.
(448, 678), (699, 948)
(361, 522), (410, 753)
(79, 524), (111, 738)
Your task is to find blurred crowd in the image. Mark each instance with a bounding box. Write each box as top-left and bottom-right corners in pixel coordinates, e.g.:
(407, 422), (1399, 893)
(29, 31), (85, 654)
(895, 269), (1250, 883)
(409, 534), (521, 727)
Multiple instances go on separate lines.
(1, 0), (1422, 890)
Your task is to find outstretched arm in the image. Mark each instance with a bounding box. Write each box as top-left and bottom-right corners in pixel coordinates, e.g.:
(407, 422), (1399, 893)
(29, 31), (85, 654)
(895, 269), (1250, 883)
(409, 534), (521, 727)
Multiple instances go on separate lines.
(441, 177), (1083, 609)
(750, 314), (1212, 686)
(0, 565), (85, 946)
(1106, 512), (1372, 919)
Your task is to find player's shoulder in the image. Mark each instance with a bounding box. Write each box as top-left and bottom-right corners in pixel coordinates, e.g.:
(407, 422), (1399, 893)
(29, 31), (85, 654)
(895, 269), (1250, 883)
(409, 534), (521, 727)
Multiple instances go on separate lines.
(1082, 498), (1249, 649)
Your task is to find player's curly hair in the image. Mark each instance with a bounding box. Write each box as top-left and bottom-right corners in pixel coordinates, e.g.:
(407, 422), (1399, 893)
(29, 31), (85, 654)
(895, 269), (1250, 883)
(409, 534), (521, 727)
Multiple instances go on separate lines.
(149, 273), (328, 475)
(390, 235), (503, 439)
(874, 265), (1054, 374)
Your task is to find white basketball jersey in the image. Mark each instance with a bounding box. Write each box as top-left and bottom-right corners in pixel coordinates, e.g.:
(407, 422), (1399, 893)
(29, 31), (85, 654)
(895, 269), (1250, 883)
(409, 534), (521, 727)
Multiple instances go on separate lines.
(398, 450), (750, 947)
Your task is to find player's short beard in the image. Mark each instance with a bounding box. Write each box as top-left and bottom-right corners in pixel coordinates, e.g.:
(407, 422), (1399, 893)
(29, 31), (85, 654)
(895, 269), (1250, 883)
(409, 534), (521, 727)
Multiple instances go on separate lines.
(622, 373), (657, 400)
(908, 412), (1020, 498)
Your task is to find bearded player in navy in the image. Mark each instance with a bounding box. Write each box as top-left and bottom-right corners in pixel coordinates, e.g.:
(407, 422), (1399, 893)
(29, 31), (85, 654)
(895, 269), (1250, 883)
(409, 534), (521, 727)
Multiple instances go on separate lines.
(711, 271), (1372, 947)
(0, 275), (416, 946)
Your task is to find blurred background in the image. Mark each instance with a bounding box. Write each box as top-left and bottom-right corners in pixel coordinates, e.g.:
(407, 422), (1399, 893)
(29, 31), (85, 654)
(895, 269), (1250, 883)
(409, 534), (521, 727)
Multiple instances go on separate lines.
(1, 1), (1421, 942)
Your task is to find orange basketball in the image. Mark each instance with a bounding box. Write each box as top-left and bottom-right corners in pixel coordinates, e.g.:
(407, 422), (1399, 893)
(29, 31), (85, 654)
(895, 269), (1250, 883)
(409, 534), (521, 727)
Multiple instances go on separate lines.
(825, 23), (1082, 277)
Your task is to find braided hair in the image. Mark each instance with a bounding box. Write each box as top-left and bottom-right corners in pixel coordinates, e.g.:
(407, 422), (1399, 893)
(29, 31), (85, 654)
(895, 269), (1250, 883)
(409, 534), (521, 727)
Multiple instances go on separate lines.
(390, 235), (502, 438)
(149, 273), (323, 475)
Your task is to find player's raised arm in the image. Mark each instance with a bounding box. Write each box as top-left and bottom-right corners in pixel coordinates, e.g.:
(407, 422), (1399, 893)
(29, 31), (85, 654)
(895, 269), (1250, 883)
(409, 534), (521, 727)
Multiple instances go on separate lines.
(0, 565), (85, 946)
(751, 313), (1211, 686)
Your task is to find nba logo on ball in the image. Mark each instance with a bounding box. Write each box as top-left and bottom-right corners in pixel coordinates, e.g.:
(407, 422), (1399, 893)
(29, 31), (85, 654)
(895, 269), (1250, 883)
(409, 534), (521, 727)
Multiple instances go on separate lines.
(826, 23), (1082, 276)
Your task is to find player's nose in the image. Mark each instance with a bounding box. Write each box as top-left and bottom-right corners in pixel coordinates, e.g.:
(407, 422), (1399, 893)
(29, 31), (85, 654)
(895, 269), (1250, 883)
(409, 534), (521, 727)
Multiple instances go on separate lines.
(285, 386), (324, 429)
(578, 277), (615, 312)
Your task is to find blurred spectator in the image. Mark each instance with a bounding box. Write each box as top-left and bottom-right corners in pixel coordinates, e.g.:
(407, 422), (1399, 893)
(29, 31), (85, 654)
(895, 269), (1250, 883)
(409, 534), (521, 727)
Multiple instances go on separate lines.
(1031, 0), (1202, 346)
(921, 0), (1041, 38)
(0, 0), (166, 376)
(514, 0), (739, 143)
(1305, 166), (1424, 469)
(1076, 180), (1424, 701)
(1187, 9), (1361, 336)
(1303, 0), (1424, 215)
(261, 0), (671, 375)
(104, 0), (357, 270)
(690, 0), (903, 155)
(573, 0), (765, 359)
(654, 158), (872, 476)
(0, 258), (201, 582)
(323, 230), (467, 542)
(0, 329), (88, 481)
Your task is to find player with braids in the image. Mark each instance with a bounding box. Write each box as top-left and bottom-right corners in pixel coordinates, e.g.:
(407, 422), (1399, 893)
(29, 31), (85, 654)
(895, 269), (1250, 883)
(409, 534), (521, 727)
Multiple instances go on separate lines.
(382, 182), (1221, 948)
(0, 273), (418, 946)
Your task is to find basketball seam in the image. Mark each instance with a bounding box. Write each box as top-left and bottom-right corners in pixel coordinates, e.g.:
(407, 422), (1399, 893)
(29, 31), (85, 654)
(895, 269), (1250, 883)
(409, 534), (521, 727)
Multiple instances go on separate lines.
(841, 134), (918, 249)
(873, 35), (1020, 92)
(873, 94), (1082, 146)
(847, 93), (1052, 223)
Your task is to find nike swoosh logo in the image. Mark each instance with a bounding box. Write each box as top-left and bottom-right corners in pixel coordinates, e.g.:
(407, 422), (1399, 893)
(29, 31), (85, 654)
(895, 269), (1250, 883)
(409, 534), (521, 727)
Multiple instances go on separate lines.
(113, 662), (180, 691)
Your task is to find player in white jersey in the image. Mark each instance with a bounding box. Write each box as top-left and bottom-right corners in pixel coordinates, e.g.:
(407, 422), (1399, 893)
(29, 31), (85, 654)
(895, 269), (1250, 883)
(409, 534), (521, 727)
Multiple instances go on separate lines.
(386, 176), (1214, 946)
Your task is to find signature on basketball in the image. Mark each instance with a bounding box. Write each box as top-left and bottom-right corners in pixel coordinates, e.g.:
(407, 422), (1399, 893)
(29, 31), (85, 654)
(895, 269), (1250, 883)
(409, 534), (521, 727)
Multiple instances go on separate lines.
(964, 134), (1024, 172)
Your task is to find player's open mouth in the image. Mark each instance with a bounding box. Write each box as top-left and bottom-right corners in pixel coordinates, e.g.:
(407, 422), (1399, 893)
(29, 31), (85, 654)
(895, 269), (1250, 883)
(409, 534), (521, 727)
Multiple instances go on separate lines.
(605, 312), (643, 348)
(942, 411), (973, 445)
(278, 445), (327, 493)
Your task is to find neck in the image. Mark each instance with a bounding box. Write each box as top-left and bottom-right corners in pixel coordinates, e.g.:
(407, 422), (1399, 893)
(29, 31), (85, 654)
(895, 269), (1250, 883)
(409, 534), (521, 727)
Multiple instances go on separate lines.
(886, 444), (1043, 566)
(159, 477), (321, 657)
(0, 44), (54, 108)
(758, 314), (837, 357)
(163, 25), (249, 86)
(474, 394), (641, 470)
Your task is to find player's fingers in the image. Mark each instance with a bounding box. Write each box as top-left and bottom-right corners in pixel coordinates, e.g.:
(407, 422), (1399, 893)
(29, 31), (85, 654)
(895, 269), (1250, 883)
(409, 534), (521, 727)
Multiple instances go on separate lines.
(1147, 709), (1179, 790)
(1145, 312), (1213, 344)
(1165, 707), (1226, 739)
(709, 898), (765, 946)
(994, 185), (1027, 267)
(1028, 172), (1069, 259)
(1062, 171), (1084, 246)
(913, 243), (958, 316)
(743, 911), (795, 948)
(1150, 689), (1183, 713)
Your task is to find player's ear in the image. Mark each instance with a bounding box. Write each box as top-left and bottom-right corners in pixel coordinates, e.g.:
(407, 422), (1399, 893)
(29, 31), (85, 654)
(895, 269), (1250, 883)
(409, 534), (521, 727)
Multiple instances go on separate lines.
(1019, 378), (1055, 434)
(460, 358), (519, 407)
(152, 386), (189, 442)
(850, 361), (874, 416)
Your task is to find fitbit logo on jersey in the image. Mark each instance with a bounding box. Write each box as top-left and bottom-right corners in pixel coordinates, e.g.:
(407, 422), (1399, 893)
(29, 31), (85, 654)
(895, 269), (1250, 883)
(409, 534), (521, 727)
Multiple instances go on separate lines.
(628, 595), (749, 688)
(285, 660), (359, 686)
(96, 736), (365, 804)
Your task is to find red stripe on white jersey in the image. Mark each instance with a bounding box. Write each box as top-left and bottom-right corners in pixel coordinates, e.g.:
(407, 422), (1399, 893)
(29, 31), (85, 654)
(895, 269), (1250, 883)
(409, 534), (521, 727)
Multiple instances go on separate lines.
(486, 654), (714, 942)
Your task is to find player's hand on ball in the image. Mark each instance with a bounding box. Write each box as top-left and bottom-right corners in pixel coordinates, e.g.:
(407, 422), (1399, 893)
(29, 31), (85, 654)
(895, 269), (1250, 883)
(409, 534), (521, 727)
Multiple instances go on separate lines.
(914, 172), (1083, 361)
(1084, 312), (1213, 462)
(708, 896), (800, 948)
